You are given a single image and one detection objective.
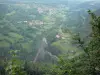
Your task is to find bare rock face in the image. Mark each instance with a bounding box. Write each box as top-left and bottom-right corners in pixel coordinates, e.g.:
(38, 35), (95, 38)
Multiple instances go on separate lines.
(34, 37), (58, 63)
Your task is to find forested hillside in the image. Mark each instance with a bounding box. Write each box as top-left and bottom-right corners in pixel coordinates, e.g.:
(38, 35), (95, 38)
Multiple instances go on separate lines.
(0, 0), (100, 75)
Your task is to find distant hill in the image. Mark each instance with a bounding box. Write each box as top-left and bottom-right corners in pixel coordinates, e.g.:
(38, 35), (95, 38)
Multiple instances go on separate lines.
(94, 9), (100, 16)
(76, 1), (100, 10)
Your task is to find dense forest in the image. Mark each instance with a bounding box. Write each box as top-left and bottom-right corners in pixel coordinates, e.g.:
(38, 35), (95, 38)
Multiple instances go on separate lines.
(0, 0), (100, 75)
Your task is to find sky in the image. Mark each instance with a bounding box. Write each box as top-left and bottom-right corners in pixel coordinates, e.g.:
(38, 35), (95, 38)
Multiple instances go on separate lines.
(0, 0), (99, 3)
(7, 0), (99, 2)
